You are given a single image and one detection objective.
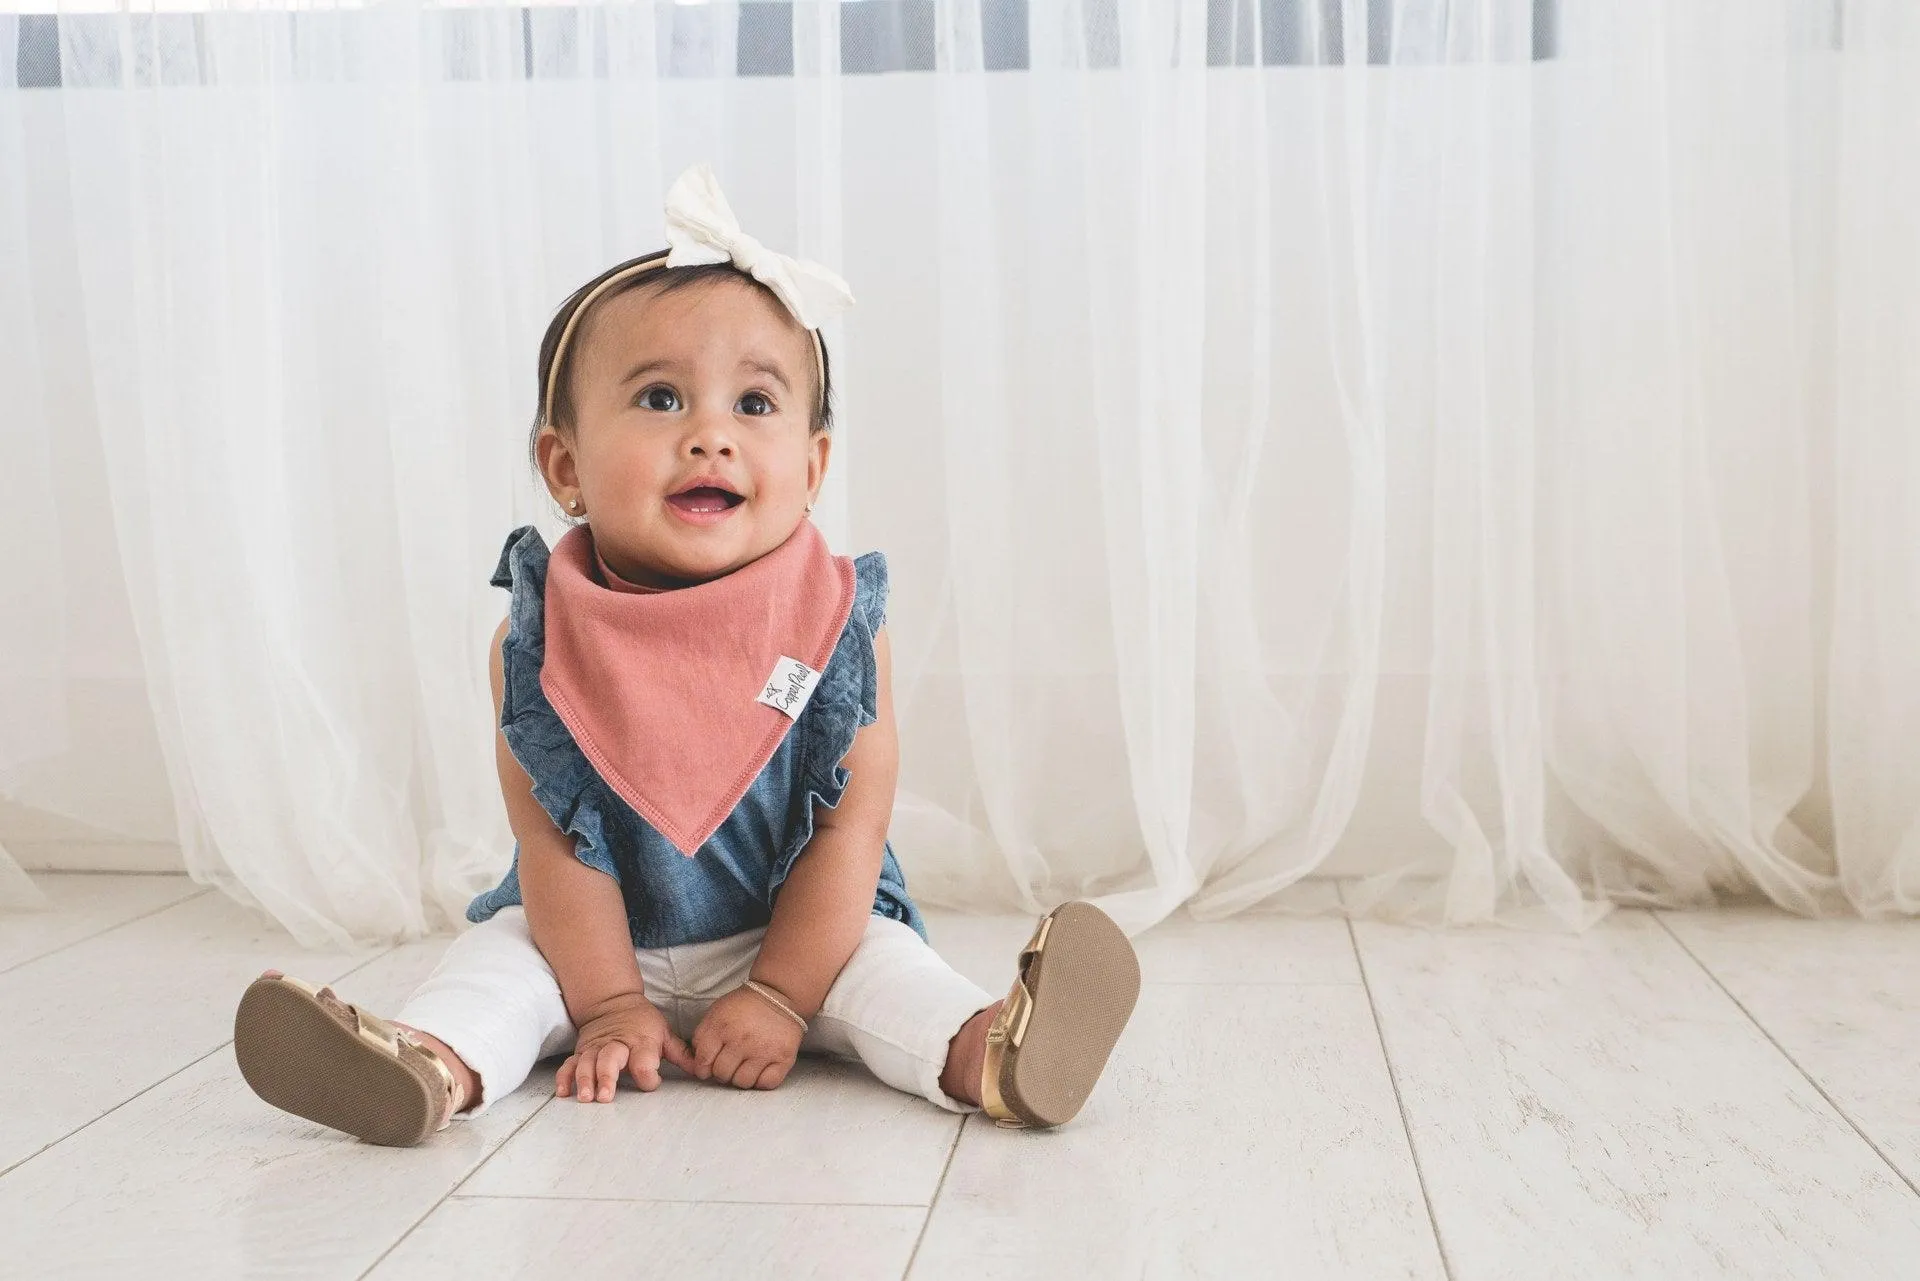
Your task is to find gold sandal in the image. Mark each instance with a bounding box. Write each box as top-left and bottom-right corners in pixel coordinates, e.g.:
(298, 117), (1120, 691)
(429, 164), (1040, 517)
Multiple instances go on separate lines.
(981, 901), (1140, 1129)
(234, 973), (458, 1147)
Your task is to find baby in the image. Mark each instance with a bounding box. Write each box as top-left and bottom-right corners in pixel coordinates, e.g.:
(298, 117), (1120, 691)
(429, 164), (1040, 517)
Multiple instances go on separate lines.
(232, 166), (1139, 1144)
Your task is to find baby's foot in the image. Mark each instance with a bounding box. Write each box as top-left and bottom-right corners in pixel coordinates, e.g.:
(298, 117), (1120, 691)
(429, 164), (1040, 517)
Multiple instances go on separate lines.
(977, 902), (1140, 1129)
(940, 1001), (1002, 1106)
(234, 971), (460, 1147)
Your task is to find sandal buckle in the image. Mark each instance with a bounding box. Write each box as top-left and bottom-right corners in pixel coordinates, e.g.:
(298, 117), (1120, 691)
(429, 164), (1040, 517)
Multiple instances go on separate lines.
(1020, 913), (1054, 963)
(1000, 980), (1034, 1050)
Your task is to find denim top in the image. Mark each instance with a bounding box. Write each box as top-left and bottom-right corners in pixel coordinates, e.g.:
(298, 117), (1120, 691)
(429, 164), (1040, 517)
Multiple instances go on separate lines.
(467, 525), (926, 949)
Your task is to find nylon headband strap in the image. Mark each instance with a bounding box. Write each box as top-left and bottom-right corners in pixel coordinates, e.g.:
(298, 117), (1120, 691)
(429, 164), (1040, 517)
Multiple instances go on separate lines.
(540, 257), (828, 429)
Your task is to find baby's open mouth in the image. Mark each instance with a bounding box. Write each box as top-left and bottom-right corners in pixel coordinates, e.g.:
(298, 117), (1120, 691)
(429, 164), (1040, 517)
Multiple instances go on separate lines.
(667, 486), (745, 515)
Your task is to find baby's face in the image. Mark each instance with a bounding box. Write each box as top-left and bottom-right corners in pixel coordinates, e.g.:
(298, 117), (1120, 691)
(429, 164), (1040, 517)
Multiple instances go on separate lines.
(545, 274), (828, 588)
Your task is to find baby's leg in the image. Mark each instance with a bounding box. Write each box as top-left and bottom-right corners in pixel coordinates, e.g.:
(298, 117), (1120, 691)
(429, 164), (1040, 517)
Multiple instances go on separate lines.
(390, 906), (575, 1117)
(939, 1001), (1005, 1106)
(812, 906), (1139, 1128)
(393, 1026), (478, 1115)
(237, 908), (576, 1144)
(804, 917), (998, 1113)
(245, 975), (487, 1112)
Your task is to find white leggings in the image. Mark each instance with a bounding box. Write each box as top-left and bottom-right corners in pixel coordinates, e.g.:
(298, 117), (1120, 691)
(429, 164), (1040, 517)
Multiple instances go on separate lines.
(395, 908), (996, 1116)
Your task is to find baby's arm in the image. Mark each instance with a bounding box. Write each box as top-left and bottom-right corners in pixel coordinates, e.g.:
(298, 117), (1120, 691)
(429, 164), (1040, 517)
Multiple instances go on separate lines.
(751, 626), (900, 1016)
(489, 620), (692, 1099)
(685, 627), (898, 1089)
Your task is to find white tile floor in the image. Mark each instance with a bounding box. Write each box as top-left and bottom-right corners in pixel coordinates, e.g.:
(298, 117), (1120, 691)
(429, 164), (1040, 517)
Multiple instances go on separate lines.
(2, 875), (1918, 1280)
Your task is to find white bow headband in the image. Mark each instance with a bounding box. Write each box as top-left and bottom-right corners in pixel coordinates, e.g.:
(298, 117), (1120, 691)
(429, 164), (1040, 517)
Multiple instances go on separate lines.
(540, 163), (855, 429)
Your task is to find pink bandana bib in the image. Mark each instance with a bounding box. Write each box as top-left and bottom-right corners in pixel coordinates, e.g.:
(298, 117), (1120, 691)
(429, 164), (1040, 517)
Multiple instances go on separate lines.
(540, 522), (857, 856)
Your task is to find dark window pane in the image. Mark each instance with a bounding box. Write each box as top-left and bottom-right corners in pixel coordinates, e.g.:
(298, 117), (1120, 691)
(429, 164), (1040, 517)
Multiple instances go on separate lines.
(738, 2), (794, 77)
(841, 0), (934, 75)
(1533, 0), (1557, 59)
(17, 15), (62, 88)
(983, 0), (1028, 71)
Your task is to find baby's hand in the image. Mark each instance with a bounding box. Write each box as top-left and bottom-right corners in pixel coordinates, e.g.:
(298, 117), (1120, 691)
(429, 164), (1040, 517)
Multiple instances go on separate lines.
(558, 992), (695, 1103)
(690, 987), (805, 1090)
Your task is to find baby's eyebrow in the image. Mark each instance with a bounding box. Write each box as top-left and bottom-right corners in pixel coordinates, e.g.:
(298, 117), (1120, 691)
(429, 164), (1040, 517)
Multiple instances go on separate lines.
(617, 356), (792, 392)
(620, 358), (679, 386)
(740, 358), (792, 393)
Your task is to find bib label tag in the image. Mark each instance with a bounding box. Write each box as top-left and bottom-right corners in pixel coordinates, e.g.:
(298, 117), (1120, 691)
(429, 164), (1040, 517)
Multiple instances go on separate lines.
(758, 656), (823, 721)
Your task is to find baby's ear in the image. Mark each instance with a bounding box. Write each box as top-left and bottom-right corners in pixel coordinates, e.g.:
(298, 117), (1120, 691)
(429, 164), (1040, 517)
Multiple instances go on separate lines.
(535, 425), (580, 497)
(806, 428), (833, 497)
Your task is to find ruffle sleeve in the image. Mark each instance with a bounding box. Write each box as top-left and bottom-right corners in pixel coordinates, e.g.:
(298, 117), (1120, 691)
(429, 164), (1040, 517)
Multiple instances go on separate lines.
(770, 552), (922, 936)
(466, 526), (624, 925)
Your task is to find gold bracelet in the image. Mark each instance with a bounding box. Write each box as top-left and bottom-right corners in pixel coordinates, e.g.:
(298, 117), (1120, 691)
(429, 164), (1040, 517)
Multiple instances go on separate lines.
(740, 979), (809, 1032)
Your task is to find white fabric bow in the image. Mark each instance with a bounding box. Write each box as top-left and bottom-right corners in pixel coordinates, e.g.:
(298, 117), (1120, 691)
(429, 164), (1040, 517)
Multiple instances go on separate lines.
(663, 164), (855, 330)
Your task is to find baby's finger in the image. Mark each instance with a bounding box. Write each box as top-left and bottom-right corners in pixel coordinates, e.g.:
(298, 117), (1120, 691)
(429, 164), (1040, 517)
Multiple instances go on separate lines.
(574, 1047), (601, 1104)
(576, 1043), (608, 1103)
(730, 1059), (765, 1090)
(626, 1038), (663, 1092)
(692, 1027), (720, 1081)
(709, 1044), (743, 1086)
(555, 1055), (578, 1097)
(593, 1041), (629, 1102)
(754, 1061), (789, 1091)
(660, 1032), (697, 1077)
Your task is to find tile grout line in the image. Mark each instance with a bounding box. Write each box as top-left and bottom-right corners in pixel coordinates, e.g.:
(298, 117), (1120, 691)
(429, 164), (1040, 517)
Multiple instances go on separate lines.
(1140, 980), (1366, 988)
(449, 1194), (937, 1207)
(1652, 911), (1920, 1200)
(14, 866), (192, 876)
(0, 1039), (229, 1183)
(1347, 919), (1456, 1281)
(0, 942), (400, 1183)
(0, 885), (214, 978)
(357, 1092), (560, 1280)
(901, 1114), (968, 1280)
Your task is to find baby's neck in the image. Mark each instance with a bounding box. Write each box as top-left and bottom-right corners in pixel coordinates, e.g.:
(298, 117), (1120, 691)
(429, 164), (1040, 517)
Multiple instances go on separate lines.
(588, 522), (803, 592)
(594, 546), (670, 595)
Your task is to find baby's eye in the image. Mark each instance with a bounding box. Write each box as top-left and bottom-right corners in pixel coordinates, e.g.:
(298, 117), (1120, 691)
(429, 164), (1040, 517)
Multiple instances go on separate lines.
(637, 385), (681, 413)
(737, 391), (775, 417)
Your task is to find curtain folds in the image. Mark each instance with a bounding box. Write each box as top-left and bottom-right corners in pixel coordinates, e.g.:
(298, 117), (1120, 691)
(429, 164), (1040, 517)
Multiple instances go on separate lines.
(3, 0), (1916, 944)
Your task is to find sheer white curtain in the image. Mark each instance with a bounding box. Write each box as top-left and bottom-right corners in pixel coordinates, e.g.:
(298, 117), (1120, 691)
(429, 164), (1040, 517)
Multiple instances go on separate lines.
(0, 32), (53, 905)
(4, 0), (1917, 945)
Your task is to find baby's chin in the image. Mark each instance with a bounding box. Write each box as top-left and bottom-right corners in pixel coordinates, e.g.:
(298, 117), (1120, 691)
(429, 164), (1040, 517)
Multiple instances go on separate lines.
(610, 519), (799, 586)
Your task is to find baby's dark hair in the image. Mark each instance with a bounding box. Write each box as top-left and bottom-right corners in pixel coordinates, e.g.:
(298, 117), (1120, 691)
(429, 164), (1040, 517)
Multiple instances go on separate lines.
(529, 251), (835, 471)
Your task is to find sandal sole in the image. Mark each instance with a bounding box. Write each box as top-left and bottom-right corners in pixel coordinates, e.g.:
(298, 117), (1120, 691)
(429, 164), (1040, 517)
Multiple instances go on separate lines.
(233, 977), (439, 1147)
(998, 901), (1141, 1128)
